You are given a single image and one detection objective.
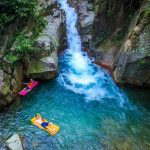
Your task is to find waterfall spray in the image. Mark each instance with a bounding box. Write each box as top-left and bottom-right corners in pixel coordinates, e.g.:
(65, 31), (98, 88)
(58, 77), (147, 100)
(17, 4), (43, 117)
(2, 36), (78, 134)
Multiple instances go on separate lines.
(57, 0), (127, 105)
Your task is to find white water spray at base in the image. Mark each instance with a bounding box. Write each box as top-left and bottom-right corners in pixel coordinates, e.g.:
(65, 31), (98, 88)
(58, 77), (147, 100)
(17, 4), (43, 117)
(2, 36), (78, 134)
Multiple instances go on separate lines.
(57, 0), (128, 105)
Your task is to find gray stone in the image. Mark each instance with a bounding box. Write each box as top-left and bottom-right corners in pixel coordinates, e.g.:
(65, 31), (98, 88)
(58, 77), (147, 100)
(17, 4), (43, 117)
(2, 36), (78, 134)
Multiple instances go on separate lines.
(26, 52), (58, 80)
(0, 63), (23, 107)
(79, 11), (95, 35)
(27, 8), (64, 80)
(6, 134), (23, 150)
(87, 3), (94, 11)
(78, 1), (88, 14)
(35, 13), (62, 56)
(112, 1), (150, 87)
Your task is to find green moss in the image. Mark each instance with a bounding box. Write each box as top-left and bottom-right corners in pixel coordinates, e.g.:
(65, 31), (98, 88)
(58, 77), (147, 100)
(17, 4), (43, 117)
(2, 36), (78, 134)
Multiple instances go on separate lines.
(111, 30), (126, 46)
(93, 30), (108, 47)
(16, 34), (35, 53)
(139, 59), (146, 65)
(5, 54), (19, 63)
(0, 0), (39, 33)
(112, 13), (134, 46)
(5, 32), (42, 64)
(0, 0), (47, 65)
(144, 3), (150, 18)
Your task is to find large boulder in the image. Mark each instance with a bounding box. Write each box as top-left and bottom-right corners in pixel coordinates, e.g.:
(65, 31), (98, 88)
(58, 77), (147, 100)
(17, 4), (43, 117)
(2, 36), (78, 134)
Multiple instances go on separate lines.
(79, 11), (95, 35)
(77, 1), (95, 48)
(26, 8), (64, 79)
(78, 1), (95, 35)
(6, 134), (23, 150)
(26, 52), (58, 80)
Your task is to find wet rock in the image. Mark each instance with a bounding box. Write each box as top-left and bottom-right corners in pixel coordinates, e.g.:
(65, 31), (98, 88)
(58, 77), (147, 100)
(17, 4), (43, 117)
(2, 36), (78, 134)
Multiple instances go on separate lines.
(87, 3), (93, 11)
(26, 8), (65, 80)
(6, 134), (23, 150)
(79, 11), (95, 35)
(78, 1), (88, 14)
(38, 0), (56, 12)
(0, 61), (23, 107)
(35, 12), (62, 55)
(77, 0), (149, 87)
(26, 52), (58, 80)
(77, 1), (95, 35)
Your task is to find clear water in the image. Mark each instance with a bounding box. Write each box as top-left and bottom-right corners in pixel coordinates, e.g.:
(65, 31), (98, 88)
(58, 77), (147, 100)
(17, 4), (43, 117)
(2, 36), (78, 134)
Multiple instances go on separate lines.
(0, 72), (150, 149)
(0, 0), (150, 149)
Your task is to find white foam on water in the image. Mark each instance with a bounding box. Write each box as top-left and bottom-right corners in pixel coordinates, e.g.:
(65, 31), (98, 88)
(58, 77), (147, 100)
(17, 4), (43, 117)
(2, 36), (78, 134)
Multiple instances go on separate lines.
(57, 0), (129, 106)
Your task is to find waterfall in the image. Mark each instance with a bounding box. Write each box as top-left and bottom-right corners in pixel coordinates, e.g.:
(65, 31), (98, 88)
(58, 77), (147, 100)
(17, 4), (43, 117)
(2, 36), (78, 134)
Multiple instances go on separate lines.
(57, 0), (127, 105)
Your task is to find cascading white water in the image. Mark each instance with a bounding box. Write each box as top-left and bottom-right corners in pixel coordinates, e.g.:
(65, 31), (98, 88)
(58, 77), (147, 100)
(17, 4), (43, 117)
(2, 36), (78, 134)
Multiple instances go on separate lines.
(57, 0), (127, 105)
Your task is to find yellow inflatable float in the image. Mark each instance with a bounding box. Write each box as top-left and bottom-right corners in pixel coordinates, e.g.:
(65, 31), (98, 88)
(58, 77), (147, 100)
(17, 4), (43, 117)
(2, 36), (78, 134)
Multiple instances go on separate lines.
(31, 114), (60, 136)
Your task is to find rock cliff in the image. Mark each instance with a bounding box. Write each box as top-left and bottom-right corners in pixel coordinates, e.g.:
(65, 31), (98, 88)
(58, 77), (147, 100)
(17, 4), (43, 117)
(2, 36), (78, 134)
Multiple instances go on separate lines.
(75, 0), (150, 87)
(112, 1), (150, 86)
(0, 0), (65, 108)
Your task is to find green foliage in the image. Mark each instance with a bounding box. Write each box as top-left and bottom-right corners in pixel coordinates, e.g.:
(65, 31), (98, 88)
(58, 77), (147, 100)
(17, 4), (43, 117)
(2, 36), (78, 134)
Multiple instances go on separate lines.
(93, 31), (108, 47)
(0, 0), (39, 33)
(144, 4), (150, 18)
(5, 33), (41, 64)
(112, 13), (134, 46)
(107, 0), (114, 18)
(0, 0), (47, 64)
(16, 35), (35, 53)
(111, 30), (126, 46)
(5, 54), (19, 63)
(139, 59), (146, 66)
(32, 16), (47, 37)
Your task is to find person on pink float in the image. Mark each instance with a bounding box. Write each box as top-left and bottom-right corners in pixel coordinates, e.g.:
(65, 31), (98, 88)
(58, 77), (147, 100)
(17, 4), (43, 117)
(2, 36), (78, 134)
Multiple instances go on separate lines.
(22, 79), (34, 92)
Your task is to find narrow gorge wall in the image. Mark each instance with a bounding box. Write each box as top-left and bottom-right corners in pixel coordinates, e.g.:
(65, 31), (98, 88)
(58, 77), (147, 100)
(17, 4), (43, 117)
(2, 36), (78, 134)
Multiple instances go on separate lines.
(112, 1), (150, 86)
(74, 0), (150, 87)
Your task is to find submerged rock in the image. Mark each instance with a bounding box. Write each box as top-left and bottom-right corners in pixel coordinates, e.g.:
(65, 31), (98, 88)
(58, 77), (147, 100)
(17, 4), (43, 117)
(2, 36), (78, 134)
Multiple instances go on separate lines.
(6, 134), (23, 150)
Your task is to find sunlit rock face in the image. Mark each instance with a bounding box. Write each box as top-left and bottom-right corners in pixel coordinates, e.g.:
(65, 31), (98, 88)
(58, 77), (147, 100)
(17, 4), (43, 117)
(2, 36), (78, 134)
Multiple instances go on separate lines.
(26, 52), (58, 80)
(25, 12), (62, 80)
(25, 3), (66, 80)
(112, 1), (150, 87)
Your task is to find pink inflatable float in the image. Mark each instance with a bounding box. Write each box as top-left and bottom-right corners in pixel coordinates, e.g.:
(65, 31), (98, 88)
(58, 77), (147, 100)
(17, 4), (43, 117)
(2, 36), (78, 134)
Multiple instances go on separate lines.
(18, 81), (38, 96)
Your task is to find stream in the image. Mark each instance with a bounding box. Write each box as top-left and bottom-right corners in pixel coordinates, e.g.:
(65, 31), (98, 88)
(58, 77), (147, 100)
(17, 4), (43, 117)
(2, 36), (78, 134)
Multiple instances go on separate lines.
(0, 0), (150, 149)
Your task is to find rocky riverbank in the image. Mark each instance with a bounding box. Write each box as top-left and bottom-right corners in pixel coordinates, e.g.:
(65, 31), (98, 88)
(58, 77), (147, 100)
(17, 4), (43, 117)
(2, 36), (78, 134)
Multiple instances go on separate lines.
(0, 0), (66, 108)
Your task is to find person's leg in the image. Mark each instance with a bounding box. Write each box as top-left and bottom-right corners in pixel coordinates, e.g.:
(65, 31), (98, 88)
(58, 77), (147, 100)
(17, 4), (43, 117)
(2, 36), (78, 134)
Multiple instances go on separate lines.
(46, 123), (57, 133)
(48, 122), (52, 126)
(26, 85), (31, 91)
